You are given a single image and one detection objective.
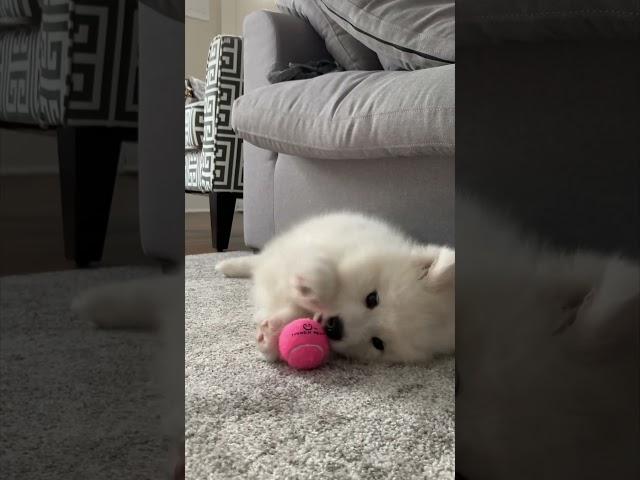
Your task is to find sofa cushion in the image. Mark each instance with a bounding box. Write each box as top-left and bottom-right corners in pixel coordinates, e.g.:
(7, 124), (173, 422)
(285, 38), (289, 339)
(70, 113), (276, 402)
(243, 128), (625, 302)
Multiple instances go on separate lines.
(320, 0), (455, 70)
(232, 65), (454, 160)
(276, 0), (381, 71)
(458, 0), (640, 45)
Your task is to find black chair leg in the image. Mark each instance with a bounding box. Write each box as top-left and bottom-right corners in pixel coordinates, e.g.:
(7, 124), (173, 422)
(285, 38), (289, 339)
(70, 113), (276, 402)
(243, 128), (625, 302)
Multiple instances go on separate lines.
(209, 191), (238, 251)
(57, 126), (136, 267)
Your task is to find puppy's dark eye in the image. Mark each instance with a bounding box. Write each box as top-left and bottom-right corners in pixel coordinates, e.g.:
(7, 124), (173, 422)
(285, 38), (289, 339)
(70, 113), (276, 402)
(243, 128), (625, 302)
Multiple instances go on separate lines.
(365, 290), (379, 309)
(371, 337), (384, 351)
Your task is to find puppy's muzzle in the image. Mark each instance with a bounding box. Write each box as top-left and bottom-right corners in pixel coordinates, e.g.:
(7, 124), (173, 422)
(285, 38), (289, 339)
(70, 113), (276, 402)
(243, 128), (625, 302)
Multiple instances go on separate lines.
(324, 316), (344, 341)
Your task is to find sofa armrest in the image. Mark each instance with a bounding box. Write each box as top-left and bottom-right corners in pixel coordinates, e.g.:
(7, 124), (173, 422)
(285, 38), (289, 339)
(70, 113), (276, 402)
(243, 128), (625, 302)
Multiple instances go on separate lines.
(243, 10), (330, 93)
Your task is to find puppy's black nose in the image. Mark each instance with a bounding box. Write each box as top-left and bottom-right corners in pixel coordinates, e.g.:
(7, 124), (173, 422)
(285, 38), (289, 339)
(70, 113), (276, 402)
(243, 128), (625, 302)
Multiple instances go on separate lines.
(325, 316), (344, 341)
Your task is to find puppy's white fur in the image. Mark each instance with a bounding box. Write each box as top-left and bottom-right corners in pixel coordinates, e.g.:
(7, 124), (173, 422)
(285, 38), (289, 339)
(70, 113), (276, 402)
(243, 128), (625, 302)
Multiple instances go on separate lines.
(217, 212), (455, 363)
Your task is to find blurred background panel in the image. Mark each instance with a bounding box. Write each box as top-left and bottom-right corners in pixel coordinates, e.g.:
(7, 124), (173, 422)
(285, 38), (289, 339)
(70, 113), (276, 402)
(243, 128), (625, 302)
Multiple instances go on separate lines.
(1, 1), (185, 478)
(456, 1), (639, 479)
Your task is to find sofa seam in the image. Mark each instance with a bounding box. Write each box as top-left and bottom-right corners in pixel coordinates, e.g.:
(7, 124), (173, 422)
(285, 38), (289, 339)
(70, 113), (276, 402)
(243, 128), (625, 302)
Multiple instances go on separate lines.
(322, 0), (453, 59)
(234, 129), (453, 151)
(330, 0), (451, 43)
(237, 104), (453, 123)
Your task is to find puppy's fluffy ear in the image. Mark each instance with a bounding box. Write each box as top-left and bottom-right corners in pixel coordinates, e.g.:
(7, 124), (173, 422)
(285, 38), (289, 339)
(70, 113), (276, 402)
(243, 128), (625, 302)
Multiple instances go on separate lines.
(412, 245), (455, 290)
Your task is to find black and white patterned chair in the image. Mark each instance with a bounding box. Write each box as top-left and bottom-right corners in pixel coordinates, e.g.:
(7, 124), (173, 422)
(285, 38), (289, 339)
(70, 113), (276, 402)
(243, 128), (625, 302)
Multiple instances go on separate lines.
(185, 34), (243, 251)
(0, 0), (137, 266)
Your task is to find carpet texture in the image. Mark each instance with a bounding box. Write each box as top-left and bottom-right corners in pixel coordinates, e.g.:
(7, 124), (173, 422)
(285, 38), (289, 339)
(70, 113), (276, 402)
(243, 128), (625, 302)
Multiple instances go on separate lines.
(0, 266), (165, 479)
(186, 252), (455, 480)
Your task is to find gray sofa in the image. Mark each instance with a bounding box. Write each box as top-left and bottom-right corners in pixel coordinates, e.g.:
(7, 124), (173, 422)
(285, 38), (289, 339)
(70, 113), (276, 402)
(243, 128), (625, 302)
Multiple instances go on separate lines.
(233, 9), (454, 249)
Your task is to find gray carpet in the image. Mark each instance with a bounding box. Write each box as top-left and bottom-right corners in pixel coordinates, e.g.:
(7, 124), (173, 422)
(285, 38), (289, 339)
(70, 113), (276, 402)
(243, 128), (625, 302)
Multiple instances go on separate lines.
(186, 252), (455, 480)
(0, 266), (165, 479)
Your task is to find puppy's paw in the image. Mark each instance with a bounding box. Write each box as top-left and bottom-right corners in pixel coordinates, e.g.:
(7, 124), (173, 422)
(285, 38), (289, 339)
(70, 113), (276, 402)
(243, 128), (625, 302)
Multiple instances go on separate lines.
(290, 256), (338, 311)
(256, 317), (285, 362)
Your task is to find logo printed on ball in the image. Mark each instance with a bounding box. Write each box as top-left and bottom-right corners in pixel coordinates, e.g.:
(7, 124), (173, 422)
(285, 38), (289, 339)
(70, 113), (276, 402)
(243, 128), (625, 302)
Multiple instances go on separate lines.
(291, 324), (325, 337)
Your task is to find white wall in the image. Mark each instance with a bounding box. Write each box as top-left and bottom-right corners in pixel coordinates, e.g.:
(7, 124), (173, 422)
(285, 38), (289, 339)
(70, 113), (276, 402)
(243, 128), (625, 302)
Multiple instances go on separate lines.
(220, 0), (277, 35)
(185, 0), (221, 78)
(186, 0), (276, 76)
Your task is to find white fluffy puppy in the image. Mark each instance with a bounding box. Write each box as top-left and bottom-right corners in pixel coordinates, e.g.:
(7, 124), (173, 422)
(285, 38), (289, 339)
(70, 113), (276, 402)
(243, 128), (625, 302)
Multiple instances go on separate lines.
(216, 212), (455, 363)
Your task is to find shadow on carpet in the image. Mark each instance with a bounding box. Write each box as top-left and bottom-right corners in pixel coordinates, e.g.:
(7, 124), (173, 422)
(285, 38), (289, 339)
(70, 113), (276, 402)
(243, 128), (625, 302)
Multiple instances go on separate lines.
(186, 252), (455, 480)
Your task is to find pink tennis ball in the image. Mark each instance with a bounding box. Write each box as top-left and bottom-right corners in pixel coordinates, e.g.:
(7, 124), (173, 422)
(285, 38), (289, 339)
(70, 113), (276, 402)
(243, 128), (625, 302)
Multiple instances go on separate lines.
(278, 318), (330, 370)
